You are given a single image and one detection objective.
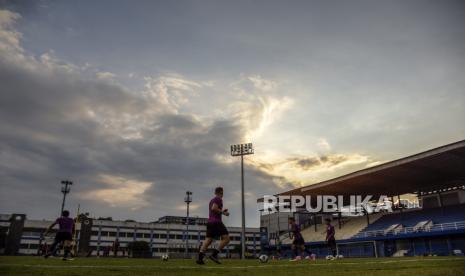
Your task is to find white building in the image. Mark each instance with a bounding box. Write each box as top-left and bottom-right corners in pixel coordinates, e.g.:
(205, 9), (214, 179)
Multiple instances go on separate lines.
(1, 214), (261, 258)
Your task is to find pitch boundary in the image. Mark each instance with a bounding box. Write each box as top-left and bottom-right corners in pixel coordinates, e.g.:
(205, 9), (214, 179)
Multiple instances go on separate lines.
(0, 257), (463, 270)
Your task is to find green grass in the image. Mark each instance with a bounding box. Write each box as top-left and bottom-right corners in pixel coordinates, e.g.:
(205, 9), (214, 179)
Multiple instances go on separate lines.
(1, 256), (464, 276)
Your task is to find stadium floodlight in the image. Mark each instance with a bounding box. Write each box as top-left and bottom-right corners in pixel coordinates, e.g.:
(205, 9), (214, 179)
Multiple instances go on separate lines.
(60, 180), (73, 216)
(184, 191), (192, 258)
(230, 143), (254, 260)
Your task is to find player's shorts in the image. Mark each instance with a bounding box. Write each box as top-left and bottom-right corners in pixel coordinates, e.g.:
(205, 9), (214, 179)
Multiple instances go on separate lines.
(55, 231), (73, 242)
(206, 222), (229, 238)
(292, 237), (305, 246)
(327, 238), (336, 249)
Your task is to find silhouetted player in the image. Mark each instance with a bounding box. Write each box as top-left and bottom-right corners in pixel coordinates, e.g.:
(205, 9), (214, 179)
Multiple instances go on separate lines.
(197, 187), (230, 265)
(288, 217), (312, 261)
(44, 210), (75, 260)
(325, 218), (337, 258)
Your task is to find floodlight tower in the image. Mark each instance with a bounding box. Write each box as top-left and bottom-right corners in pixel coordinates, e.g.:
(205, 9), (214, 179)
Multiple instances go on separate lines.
(184, 191), (192, 258)
(60, 180), (73, 215)
(230, 143), (254, 259)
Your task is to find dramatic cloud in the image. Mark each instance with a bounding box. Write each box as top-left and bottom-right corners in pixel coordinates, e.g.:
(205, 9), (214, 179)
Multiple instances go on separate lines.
(227, 75), (294, 141)
(96, 71), (116, 81)
(247, 75), (277, 92)
(290, 154), (368, 171)
(79, 174), (152, 210)
(1, 0), (463, 226)
(248, 139), (373, 187)
(0, 10), (291, 225)
(251, 152), (370, 187)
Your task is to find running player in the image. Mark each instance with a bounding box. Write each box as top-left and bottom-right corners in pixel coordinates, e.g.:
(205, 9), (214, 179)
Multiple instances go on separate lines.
(196, 187), (230, 265)
(43, 210), (75, 260)
(325, 218), (337, 258)
(288, 217), (312, 261)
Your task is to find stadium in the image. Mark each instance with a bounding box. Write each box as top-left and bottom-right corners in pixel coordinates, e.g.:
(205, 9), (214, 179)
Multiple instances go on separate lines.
(259, 140), (465, 259)
(1, 1), (465, 275)
(1, 141), (464, 275)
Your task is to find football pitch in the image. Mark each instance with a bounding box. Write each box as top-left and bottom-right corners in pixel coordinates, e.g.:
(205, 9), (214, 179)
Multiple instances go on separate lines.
(0, 256), (464, 276)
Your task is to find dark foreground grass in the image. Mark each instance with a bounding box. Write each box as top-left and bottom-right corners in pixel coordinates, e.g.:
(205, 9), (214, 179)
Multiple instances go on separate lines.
(0, 256), (464, 276)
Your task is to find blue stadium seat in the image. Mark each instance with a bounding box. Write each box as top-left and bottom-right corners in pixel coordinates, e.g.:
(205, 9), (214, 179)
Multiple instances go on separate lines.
(359, 204), (465, 233)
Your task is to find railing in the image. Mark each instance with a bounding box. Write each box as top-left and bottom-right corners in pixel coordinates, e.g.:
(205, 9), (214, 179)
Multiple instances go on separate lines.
(21, 231), (42, 238)
(353, 221), (465, 239)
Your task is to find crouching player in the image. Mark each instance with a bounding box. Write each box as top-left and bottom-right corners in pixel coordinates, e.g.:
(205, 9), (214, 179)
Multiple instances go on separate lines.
(288, 217), (313, 261)
(43, 210), (75, 261)
(197, 187), (230, 265)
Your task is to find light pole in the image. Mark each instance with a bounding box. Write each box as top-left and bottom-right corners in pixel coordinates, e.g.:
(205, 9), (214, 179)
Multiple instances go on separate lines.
(184, 191), (192, 258)
(230, 143), (254, 259)
(60, 180), (73, 215)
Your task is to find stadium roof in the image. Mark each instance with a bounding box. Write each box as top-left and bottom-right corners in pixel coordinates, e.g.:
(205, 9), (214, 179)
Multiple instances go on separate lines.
(276, 140), (465, 199)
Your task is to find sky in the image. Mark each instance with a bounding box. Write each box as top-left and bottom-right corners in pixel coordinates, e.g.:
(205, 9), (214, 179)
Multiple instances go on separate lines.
(0, 0), (464, 227)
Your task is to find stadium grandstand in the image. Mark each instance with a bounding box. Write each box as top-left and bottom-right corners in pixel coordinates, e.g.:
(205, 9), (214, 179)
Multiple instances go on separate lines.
(259, 139), (465, 258)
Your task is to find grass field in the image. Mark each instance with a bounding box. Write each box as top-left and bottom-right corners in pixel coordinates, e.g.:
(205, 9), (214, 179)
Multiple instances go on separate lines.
(1, 256), (464, 276)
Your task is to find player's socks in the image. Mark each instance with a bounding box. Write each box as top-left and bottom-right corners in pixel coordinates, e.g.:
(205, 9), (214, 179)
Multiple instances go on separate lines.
(44, 248), (57, 258)
(292, 248), (297, 259)
(208, 249), (221, 264)
(45, 242), (58, 258)
(196, 252), (205, 265)
(63, 246), (71, 259)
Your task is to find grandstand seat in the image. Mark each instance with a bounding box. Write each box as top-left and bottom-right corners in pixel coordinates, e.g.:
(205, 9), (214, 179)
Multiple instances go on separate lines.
(357, 204), (465, 234)
(280, 213), (384, 243)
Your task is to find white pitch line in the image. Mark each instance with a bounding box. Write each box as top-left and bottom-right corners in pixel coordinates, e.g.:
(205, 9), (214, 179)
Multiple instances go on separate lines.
(0, 258), (463, 270)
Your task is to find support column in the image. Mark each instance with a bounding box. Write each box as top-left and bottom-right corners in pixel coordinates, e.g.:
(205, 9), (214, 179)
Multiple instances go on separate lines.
(429, 239), (432, 255)
(446, 236), (452, 256)
(116, 226), (120, 257)
(398, 194), (404, 223)
(412, 239), (416, 256)
(424, 238), (428, 256)
(97, 225), (101, 256)
(166, 228), (170, 254)
(268, 212), (271, 241)
(314, 214), (317, 232)
(149, 229), (154, 256)
(438, 192), (445, 215)
(253, 233), (257, 257)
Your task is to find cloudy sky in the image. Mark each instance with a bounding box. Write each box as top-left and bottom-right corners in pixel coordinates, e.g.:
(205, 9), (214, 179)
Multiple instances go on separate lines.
(0, 0), (464, 226)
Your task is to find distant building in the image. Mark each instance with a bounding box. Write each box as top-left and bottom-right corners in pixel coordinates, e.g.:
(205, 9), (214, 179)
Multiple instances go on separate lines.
(155, 216), (209, 225)
(0, 214), (261, 258)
